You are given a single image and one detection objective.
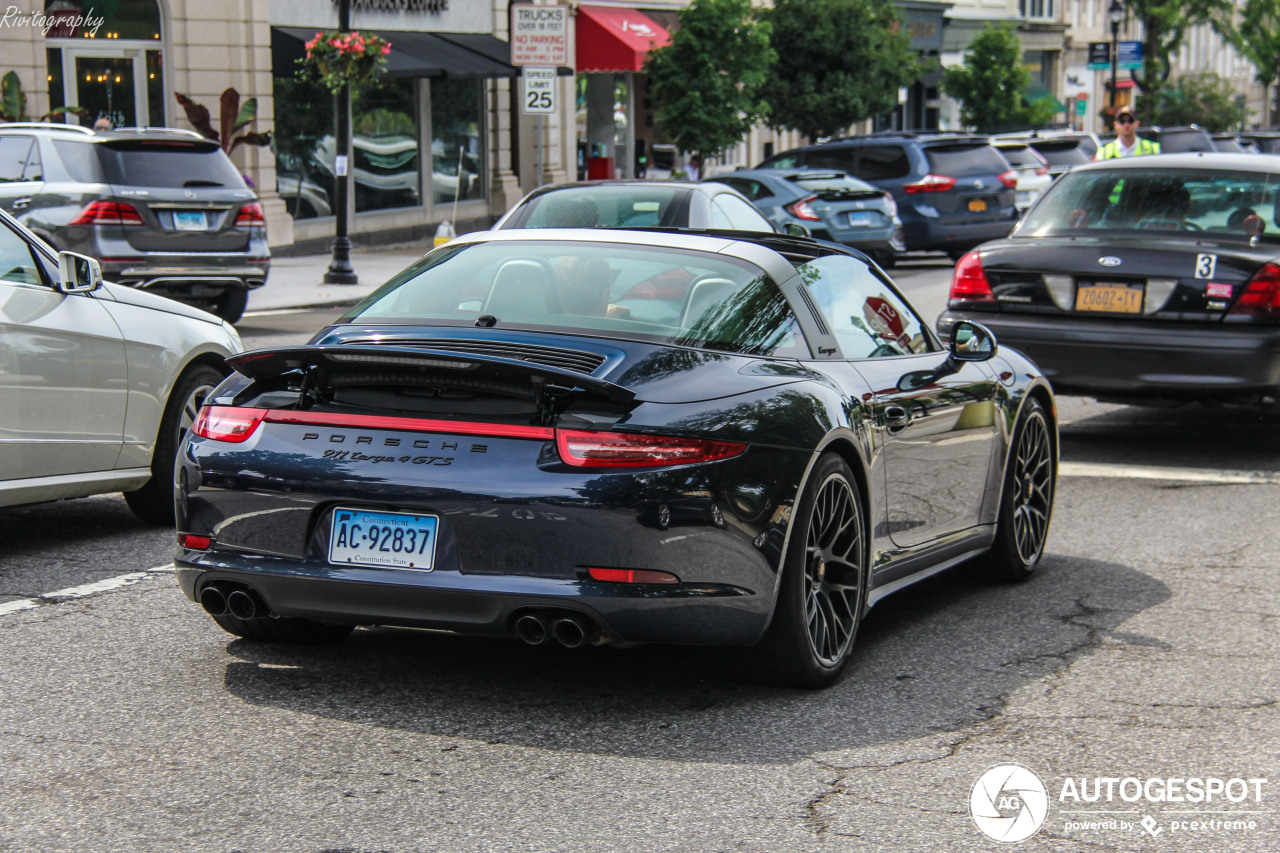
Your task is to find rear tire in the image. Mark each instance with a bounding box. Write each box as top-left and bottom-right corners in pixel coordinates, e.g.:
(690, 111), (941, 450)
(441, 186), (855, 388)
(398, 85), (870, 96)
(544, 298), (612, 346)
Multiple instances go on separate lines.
(124, 364), (224, 525)
(211, 612), (354, 644)
(214, 288), (249, 323)
(752, 453), (867, 688)
(978, 398), (1056, 581)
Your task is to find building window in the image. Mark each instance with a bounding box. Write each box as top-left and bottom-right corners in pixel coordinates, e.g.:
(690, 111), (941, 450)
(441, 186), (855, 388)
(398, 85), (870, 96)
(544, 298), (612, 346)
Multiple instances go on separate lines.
(1020, 0), (1056, 19)
(431, 78), (485, 206)
(273, 75), (337, 220)
(353, 77), (420, 213)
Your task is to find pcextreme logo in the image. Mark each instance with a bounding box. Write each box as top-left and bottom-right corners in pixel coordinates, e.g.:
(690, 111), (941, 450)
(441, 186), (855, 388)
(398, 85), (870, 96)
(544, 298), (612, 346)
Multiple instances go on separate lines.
(970, 764), (1050, 842)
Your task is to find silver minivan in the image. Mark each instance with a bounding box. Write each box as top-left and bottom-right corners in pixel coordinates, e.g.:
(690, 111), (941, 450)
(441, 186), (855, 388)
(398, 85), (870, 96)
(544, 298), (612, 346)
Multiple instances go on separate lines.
(0, 123), (269, 322)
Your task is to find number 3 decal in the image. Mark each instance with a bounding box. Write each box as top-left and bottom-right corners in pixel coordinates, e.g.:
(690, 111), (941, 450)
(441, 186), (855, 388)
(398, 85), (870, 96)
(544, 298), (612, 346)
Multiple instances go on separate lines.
(1195, 253), (1217, 279)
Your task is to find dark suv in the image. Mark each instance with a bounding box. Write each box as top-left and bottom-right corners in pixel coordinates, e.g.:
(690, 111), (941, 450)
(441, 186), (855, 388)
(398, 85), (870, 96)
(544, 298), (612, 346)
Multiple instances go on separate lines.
(0, 124), (269, 322)
(757, 133), (1018, 258)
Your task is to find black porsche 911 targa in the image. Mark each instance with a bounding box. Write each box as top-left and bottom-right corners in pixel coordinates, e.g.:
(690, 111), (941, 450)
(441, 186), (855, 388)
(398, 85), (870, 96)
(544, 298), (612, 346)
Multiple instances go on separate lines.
(175, 229), (1057, 687)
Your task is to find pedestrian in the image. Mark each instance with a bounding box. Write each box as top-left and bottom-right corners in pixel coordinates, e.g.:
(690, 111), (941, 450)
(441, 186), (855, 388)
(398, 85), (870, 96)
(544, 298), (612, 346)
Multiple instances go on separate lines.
(1094, 105), (1159, 159)
(93, 117), (112, 131)
(685, 154), (702, 182)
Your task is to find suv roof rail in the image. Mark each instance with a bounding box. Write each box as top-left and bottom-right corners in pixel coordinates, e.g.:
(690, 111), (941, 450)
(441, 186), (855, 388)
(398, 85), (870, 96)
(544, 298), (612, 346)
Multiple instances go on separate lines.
(107, 126), (210, 139)
(0, 122), (94, 135)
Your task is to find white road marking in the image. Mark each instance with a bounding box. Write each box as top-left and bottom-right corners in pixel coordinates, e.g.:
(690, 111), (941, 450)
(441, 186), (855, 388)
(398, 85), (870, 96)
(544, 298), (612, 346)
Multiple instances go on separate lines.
(242, 308), (309, 318)
(0, 564), (175, 618)
(1060, 462), (1280, 485)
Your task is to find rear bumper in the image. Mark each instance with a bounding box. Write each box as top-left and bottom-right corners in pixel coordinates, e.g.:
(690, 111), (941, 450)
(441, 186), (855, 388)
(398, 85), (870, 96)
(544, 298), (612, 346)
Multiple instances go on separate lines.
(938, 310), (1280, 402)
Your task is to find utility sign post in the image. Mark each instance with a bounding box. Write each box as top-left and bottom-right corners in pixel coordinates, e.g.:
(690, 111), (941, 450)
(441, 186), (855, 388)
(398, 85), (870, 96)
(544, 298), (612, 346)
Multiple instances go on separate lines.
(511, 5), (569, 67)
(522, 67), (557, 114)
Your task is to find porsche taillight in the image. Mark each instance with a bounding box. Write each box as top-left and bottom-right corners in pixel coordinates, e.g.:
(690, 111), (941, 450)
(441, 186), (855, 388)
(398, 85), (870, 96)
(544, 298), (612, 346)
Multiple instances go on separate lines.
(949, 250), (995, 303)
(555, 430), (746, 468)
(191, 406), (266, 443)
(1229, 263), (1280, 317)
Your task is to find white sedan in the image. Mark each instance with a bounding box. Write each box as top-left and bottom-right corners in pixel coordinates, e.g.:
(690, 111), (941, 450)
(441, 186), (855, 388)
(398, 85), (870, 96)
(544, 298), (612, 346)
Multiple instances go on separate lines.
(0, 209), (241, 524)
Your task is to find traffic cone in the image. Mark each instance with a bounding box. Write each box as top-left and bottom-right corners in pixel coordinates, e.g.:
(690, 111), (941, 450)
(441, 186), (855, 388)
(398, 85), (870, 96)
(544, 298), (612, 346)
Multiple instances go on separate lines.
(434, 220), (456, 247)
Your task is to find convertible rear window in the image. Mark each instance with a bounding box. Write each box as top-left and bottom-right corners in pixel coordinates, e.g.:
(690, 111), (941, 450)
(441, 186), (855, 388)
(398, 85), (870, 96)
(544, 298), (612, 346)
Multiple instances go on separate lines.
(1016, 167), (1280, 241)
(346, 241), (807, 358)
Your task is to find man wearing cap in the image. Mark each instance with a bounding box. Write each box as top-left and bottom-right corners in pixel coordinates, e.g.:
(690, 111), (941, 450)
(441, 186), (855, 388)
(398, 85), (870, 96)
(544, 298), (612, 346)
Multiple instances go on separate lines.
(1095, 105), (1160, 159)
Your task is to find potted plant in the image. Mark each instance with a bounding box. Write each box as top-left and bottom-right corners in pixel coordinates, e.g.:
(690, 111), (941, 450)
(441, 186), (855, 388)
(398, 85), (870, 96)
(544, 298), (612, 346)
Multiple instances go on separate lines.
(298, 31), (392, 94)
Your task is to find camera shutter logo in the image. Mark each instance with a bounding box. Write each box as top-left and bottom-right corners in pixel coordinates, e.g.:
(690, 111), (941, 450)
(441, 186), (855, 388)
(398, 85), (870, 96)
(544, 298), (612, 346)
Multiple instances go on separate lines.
(970, 764), (1049, 842)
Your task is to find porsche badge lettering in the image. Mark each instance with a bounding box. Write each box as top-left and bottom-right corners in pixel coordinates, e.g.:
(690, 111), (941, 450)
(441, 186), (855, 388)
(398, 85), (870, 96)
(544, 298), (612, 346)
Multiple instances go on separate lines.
(300, 432), (488, 464)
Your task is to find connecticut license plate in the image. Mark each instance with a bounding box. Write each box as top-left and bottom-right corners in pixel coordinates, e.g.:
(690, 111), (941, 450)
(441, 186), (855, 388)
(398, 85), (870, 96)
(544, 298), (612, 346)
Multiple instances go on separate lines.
(173, 211), (207, 231)
(1076, 281), (1144, 314)
(847, 210), (873, 227)
(329, 508), (438, 571)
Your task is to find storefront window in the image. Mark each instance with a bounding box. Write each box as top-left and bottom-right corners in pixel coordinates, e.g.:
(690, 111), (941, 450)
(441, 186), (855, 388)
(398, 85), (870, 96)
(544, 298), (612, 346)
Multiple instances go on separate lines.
(353, 77), (419, 213)
(273, 75), (336, 220)
(43, 0), (161, 40)
(431, 78), (485, 206)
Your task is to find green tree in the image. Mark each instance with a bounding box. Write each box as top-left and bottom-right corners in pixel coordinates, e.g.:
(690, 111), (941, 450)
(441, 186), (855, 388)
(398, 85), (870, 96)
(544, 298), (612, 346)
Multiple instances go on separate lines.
(643, 0), (774, 162)
(760, 0), (921, 142)
(1152, 72), (1245, 130)
(1124, 0), (1233, 121)
(942, 24), (1057, 132)
(1221, 0), (1280, 125)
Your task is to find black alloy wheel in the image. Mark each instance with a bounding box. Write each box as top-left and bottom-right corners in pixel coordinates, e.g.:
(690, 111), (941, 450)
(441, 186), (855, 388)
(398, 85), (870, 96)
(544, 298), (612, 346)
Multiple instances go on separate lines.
(980, 397), (1055, 581)
(754, 453), (867, 688)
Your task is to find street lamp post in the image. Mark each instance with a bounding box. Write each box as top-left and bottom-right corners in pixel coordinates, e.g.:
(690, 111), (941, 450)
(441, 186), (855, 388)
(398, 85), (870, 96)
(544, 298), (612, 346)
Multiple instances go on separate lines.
(1108, 0), (1125, 114)
(324, 0), (357, 285)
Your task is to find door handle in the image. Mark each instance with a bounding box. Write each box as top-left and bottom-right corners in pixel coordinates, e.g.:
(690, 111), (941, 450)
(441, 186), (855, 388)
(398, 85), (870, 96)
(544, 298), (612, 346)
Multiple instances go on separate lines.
(884, 405), (911, 433)
(11, 197), (31, 209)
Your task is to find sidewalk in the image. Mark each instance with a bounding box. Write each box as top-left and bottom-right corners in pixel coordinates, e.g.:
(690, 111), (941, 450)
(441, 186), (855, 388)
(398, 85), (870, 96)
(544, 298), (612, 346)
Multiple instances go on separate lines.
(247, 244), (433, 312)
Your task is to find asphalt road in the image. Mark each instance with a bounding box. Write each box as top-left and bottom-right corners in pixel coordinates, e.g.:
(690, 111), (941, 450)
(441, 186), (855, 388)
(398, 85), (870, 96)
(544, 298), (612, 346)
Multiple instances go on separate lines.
(2, 259), (1277, 851)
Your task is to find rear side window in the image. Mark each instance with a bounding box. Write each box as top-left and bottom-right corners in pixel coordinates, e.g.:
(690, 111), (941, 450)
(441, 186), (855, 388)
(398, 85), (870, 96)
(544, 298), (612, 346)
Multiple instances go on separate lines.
(925, 144), (1009, 177)
(0, 136), (39, 182)
(51, 140), (105, 182)
(94, 141), (246, 188)
(710, 177), (773, 201)
(759, 153), (806, 169)
(804, 148), (857, 173)
(854, 146), (910, 181)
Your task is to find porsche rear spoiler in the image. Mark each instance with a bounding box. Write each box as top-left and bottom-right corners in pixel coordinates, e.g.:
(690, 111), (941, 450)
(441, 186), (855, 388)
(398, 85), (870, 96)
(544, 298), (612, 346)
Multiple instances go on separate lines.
(227, 345), (637, 405)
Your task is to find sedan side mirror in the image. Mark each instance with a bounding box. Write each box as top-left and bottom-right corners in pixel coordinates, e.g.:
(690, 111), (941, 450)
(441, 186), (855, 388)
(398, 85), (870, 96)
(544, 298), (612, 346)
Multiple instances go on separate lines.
(949, 319), (997, 361)
(57, 251), (103, 294)
(782, 222), (811, 238)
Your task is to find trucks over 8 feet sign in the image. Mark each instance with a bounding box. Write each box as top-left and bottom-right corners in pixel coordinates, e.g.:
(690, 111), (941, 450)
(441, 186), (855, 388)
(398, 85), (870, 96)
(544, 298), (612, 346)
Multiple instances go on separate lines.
(511, 4), (568, 67)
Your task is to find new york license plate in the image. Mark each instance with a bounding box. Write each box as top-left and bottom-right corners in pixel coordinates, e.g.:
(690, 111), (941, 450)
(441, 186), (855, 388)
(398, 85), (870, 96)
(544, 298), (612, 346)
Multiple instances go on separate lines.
(173, 211), (207, 231)
(1076, 281), (1144, 314)
(968, 199), (987, 212)
(329, 508), (438, 571)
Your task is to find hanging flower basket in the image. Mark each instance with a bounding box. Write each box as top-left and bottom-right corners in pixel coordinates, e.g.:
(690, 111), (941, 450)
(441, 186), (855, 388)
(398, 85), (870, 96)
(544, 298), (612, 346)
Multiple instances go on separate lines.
(298, 31), (392, 94)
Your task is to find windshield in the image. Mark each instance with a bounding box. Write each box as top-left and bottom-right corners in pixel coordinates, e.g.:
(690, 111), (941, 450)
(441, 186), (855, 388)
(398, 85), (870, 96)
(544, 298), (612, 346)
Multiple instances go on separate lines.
(346, 240), (807, 358)
(1016, 167), (1280, 242)
(513, 187), (691, 228)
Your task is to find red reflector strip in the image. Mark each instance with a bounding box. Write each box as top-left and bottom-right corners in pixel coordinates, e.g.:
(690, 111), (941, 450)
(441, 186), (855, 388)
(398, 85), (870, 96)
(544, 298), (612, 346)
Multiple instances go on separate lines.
(588, 567), (679, 584)
(262, 409), (555, 440)
(179, 533), (212, 550)
(556, 429), (746, 468)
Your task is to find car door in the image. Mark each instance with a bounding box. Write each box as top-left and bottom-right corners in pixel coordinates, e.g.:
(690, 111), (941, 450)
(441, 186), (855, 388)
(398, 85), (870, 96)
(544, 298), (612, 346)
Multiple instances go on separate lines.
(797, 253), (999, 547)
(0, 218), (128, 480)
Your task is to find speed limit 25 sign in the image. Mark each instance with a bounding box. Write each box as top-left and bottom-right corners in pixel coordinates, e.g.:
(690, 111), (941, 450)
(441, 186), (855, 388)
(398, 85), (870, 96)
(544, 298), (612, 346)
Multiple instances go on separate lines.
(522, 67), (558, 115)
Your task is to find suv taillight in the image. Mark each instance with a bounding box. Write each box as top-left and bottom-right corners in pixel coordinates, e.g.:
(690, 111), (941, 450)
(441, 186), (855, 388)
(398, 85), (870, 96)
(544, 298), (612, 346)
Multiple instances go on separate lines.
(234, 202), (266, 227)
(903, 174), (956, 194)
(70, 201), (144, 226)
(881, 191), (898, 218)
(998, 170), (1018, 189)
(1229, 263), (1280, 316)
(950, 250), (995, 303)
(783, 194), (822, 221)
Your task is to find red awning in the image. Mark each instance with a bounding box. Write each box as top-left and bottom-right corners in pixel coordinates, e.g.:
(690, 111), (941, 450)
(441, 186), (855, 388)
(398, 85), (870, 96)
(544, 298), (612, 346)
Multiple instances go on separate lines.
(1109, 79), (1136, 89)
(576, 5), (671, 73)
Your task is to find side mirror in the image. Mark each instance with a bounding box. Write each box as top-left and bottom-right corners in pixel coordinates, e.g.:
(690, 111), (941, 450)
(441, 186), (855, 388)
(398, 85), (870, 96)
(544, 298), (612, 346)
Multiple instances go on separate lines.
(57, 251), (103, 294)
(783, 222), (811, 238)
(949, 320), (997, 361)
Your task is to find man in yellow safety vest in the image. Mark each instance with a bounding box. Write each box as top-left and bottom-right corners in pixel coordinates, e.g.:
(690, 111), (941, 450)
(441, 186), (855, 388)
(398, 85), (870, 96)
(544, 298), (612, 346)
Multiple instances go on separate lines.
(1095, 105), (1161, 159)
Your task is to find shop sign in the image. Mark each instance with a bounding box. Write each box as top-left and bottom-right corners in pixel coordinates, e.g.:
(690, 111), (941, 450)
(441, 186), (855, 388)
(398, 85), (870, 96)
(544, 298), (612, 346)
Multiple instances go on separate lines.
(1086, 42), (1110, 70)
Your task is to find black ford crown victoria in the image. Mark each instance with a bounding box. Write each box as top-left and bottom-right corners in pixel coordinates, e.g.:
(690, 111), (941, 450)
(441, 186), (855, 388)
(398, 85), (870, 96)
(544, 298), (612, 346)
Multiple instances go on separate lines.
(175, 230), (1057, 688)
(939, 153), (1280, 405)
